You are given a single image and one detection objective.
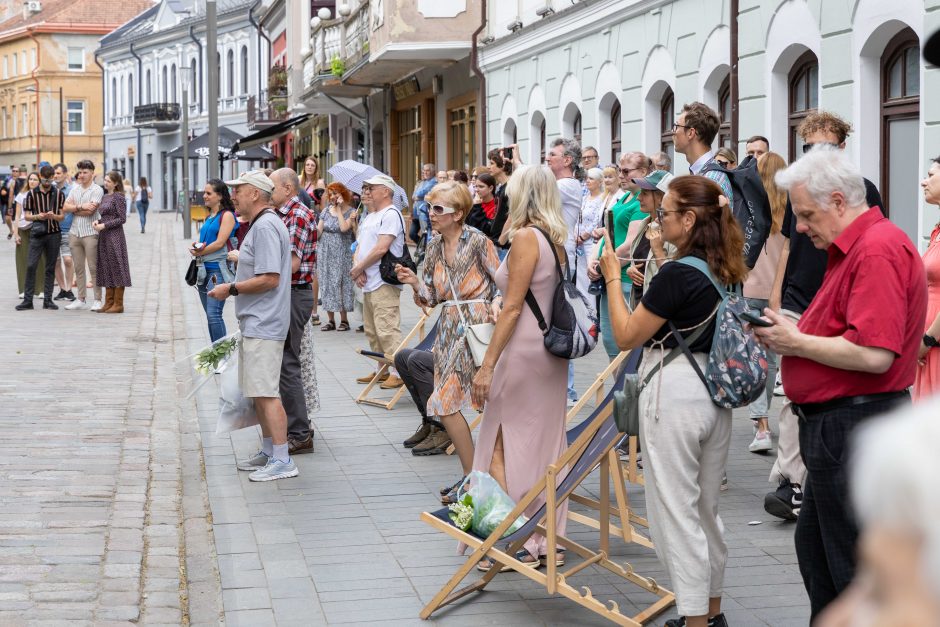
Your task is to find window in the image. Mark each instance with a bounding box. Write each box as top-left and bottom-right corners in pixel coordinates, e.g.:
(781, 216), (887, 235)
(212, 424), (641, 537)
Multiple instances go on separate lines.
(448, 103), (476, 171)
(1, 56), (6, 79)
(162, 66), (168, 101)
(21, 51), (26, 75)
(788, 51), (819, 161)
(396, 105), (422, 199)
(67, 47), (85, 71)
(573, 110), (582, 144)
(227, 50), (235, 98)
(610, 100), (621, 164)
(660, 87), (675, 165)
(1, 107), (5, 138)
(881, 28), (920, 237)
(22, 106), (28, 136)
(171, 64), (177, 102)
(111, 77), (118, 118)
(717, 75), (732, 148)
(190, 58), (198, 103)
(67, 101), (85, 134)
(119, 76), (125, 116)
(30, 49), (35, 70)
(240, 46), (249, 95)
(11, 53), (16, 77)
(11, 104), (16, 136)
(128, 75), (134, 112)
(145, 70), (152, 104)
(539, 116), (546, 164)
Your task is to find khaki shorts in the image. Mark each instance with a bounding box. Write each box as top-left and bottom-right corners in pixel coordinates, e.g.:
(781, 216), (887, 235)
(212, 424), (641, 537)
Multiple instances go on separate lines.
(239, 337), (284, 398)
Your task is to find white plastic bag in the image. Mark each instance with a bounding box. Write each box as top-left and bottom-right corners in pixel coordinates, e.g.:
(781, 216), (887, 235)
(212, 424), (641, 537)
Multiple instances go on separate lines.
(215, 351), (259, 434)
(456, 471), (528, 538)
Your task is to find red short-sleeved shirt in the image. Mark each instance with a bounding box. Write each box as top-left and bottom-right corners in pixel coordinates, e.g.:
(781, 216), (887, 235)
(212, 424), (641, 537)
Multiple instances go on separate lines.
(781, 207), (927, 404)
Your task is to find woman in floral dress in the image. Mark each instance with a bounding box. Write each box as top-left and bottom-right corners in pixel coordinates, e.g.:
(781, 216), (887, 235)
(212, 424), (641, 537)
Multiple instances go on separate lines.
(92, 171), (131, 313)
(396, 181), (500, 498)
(316, 182), (357, 331)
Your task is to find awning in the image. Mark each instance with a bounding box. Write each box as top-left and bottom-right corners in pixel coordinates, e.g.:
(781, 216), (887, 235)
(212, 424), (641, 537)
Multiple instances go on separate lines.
(167, 127), (275, 162)
(232, 114), (311, 152)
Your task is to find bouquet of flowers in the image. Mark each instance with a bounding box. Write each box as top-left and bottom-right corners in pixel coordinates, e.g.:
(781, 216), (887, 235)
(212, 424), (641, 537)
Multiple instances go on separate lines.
(448, 471), (527, 538)
(194, 334), (239, 375)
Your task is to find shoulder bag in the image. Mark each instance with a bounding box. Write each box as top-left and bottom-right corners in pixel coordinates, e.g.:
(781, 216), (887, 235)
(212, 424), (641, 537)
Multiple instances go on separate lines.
(443, 260), (493, 368)
(378, 208), (417, 285)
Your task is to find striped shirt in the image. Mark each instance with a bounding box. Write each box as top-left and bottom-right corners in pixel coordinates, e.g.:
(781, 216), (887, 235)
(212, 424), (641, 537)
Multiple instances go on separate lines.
(66, 183), (104, 238)
(23, 187), (66, 234)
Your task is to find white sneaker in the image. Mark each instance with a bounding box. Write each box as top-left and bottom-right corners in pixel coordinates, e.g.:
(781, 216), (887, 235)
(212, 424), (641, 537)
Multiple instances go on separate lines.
(90, 300), (103, 311)
(248, 458), (299, 482)
(17, 292), (23, 298)
(65, 299), (90, 310)
(749, 430), (773, 453)
(567, 397), (577, 409)
(773, 372), (785, 396)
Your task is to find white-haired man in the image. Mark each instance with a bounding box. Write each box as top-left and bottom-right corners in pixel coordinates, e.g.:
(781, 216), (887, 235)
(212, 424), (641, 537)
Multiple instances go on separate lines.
(753, 147), (926, 621)
(208, 170), (296, 482)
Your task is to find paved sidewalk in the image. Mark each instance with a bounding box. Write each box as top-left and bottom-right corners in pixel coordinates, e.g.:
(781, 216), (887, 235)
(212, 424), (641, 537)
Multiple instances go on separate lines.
(173, 214), (810, 626)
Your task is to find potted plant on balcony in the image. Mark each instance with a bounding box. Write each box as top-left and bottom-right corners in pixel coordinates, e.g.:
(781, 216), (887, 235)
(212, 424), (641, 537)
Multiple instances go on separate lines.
(330, 56), (346, 78)
(268, 64), (288, 100)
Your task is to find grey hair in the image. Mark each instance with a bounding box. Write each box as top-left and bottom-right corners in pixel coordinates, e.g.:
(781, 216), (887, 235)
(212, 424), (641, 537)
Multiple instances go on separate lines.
(423, 163), (435, 170)
(852, 398), (940, 596)
(586, 167), (604, 181)
(551, 137), (584, 181)
(774, 146), (866, 208)
(582, 145), (598, 157)
(258, 189), (272, 203)
(272, 167), (301, 194)
(651, 151), (672, 171)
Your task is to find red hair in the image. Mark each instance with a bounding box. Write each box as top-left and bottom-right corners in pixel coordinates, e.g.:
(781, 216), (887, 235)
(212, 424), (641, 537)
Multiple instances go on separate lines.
(327, 182), (352, 204)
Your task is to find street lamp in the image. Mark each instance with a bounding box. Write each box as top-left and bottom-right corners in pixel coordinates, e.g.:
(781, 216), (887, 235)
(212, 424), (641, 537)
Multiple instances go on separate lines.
(24, 85), (64, 165)
(180, 66), (194, 239)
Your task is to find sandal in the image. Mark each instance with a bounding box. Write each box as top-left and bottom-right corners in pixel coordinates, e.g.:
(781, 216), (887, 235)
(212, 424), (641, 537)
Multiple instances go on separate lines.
(321, 321), (336, 331)
(540, 549), (566, 567)
(440, 475), (466, 496)
(310, 314), (321, 326)
(476, 558), (510, 573)
(337, 321), (350, 331)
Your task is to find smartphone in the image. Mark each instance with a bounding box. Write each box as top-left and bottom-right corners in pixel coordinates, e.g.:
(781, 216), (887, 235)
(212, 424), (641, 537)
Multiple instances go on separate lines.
(606, 209), (616, 246)
(503, 146), (514, 160)
(741, 311), (773, 327)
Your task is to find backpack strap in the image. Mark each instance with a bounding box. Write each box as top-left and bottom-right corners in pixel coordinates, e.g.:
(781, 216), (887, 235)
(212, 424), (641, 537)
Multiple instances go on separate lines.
(668, 321), (710, 389)
(674, 256), (728, 298)
(524, 227), (559, 334)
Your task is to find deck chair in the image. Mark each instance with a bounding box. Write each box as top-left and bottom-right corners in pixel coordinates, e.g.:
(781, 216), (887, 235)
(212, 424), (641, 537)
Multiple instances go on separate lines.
(419, 362), (675, 626)
(356, 311), (436, 410)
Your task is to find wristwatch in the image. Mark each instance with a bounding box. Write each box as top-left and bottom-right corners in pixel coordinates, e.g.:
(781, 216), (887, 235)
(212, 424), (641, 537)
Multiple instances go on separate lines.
(925, 334), (940, 348)
(228, 283), (239, 297)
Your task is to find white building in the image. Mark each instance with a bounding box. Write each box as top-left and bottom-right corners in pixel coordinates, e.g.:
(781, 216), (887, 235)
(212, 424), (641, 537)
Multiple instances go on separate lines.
(479, 0), (935, 248)
(97, 0), (269, 212)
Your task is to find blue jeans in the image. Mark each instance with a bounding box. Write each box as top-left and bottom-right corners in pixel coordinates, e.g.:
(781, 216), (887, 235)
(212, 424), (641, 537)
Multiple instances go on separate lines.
(198, 268), (227, 342)
(136, 201), (148, 231)
(600, 282), (632, 360)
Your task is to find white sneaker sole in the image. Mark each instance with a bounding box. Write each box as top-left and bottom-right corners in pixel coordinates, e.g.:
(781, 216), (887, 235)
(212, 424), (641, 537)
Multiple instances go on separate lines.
(749, 439), (773, 453)
(248, 467), (299, 482)
(236, 462), (267, 471)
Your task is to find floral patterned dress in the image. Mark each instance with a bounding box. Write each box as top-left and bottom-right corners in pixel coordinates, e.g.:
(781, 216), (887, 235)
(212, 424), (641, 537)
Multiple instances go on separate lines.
(417, 226), (500, 416)
(300, 319), (321, 414)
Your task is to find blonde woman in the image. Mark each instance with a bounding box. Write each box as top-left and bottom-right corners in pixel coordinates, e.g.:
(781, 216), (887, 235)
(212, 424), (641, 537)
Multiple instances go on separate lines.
(470, 165), (570, 570)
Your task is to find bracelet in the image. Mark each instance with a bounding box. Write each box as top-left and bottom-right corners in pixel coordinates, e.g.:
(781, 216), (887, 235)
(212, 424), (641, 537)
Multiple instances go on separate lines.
(605, 278), (620, 286)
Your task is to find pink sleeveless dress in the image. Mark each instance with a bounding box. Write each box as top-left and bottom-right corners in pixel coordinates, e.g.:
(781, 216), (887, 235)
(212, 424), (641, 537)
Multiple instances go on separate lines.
(914, 224), (940, 402)
(472, 227), (569, 558)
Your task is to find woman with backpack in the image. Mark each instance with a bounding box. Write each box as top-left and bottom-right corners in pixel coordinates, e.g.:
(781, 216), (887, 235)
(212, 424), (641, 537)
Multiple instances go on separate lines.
(599, 175), (748, 627)
(189, 179), (237, 342)
(134, 177), (151, 233)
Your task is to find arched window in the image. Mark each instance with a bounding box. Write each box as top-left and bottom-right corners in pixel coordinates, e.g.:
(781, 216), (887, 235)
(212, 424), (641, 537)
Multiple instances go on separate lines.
(119, 76), (125, 116)
(227, 50), (235, 98)
(660, 87), (674, 165)
(171, 64), (177, 102)
(610, 100), (621, 164)
(145, 69), (151, 104)
(880, 28), (920, 236)
(718, 75), (731, 148)
(573, 110), (582, 144)
(161, 65), (168, 102)
(127, 75), (134, 112)
(788, 50), (819, 161)
(539, 116), (546, 164)
(240, 45), (249, 95)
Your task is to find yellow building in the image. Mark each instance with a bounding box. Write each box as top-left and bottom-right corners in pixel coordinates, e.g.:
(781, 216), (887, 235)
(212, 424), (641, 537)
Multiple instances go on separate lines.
(0, 0), (153, 171)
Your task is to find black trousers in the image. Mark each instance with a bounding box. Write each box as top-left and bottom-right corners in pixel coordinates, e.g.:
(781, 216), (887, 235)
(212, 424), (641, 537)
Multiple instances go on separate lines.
(394, 348), (439, 427)
(281, 287), (315, 440)
(24, 231), (61, 300)
(795, 393), (910, 621)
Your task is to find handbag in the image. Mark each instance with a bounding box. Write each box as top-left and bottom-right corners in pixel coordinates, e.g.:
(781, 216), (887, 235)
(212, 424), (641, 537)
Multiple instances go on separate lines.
(613, 324), (707, 436)
(378, 208), (416, 285)
(443, 260), (493, 368)
(185, 259), (199, 286)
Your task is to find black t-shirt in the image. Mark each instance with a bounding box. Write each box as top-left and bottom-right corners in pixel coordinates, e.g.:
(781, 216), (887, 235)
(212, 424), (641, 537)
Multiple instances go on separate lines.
(780, 178), (883, 314)
(489, 183), (510, 249)
(641, 256), (721, 352)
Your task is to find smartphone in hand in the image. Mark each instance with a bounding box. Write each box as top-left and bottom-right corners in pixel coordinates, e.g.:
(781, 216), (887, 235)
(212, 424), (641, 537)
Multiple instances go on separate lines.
(741, 311), (773, 327)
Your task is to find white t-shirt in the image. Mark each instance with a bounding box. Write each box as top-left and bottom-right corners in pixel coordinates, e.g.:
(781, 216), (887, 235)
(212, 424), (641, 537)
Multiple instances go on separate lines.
(356, 205), (405, 293)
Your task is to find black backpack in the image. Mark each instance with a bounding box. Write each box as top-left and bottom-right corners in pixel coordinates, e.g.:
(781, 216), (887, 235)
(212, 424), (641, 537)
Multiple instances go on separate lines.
(700, 155), (771, 269)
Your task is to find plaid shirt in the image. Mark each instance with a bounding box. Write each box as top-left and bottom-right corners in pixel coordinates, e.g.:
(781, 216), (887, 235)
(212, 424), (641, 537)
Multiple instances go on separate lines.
(277, 196), (317, 285)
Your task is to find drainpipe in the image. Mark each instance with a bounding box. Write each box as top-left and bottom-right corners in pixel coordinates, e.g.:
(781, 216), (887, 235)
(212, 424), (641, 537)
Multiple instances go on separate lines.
(129, 43), (143, 184)
(94, 53), (107, 171)
(470, 0), (487, 156)
(27, 29), (41, 167)
(188, 25), (204, 111)
(730, 0), (739, 149)
(248, 0), (269, 103)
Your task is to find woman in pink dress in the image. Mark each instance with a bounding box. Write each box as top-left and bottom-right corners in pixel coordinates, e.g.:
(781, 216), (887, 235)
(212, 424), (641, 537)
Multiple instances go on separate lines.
(470, 165), (570, 570)
(915, 160), (940, 401)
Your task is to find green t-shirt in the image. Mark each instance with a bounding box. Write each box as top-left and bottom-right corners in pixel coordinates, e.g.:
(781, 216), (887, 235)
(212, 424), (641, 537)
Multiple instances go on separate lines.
(598, 190), (643, 282)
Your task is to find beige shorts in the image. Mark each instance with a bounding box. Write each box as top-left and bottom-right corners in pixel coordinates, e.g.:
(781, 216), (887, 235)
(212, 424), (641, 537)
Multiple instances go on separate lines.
(238, 337), (284, 398)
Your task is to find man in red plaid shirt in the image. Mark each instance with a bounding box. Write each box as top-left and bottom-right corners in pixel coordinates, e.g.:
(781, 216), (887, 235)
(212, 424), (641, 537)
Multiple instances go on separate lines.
(270, 168), (317, 455)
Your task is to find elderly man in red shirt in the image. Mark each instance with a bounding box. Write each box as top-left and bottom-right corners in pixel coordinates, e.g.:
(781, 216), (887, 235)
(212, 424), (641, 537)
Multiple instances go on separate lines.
(753, 146), (927, 621)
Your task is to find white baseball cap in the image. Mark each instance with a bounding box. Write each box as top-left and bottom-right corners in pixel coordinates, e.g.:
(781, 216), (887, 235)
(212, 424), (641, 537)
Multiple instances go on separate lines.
(362, 173), (397, 192)
(225, 170), (275, 194)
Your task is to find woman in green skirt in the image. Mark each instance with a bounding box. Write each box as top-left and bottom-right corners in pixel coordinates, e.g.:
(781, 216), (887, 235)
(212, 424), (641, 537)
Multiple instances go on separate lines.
(13, 172), (44, 298)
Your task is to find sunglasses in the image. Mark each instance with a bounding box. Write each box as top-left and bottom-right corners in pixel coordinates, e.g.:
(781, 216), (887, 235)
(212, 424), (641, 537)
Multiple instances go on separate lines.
(620, 167), (644, 176)
(655, 208), (680, 222)
(802, 142), (838, 154)
(430, 205), (456, 215)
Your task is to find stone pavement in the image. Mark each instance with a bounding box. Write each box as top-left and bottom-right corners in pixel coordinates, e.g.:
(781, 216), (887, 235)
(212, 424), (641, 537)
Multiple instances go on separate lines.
(1, 212), (811, 626)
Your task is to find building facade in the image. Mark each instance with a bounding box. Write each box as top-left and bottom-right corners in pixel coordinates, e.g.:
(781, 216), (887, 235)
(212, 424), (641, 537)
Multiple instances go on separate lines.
(0, 0), (153, 172)
(479, 0), (935, 249)
(97, 0), (269, 212)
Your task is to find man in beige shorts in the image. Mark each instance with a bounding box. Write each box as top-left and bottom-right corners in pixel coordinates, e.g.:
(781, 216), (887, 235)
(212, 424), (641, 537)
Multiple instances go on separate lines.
(208, 170), (296, 482)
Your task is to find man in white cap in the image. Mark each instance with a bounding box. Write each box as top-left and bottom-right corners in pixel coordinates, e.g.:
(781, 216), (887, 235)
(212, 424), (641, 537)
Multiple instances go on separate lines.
(350, 174), (405, 387)
(208, 170), (297, 482)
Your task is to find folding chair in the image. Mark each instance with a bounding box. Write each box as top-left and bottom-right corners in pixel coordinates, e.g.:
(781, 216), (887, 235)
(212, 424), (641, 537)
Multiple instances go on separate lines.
(356, 311), (436, 410)
(419, 360), (675, 625)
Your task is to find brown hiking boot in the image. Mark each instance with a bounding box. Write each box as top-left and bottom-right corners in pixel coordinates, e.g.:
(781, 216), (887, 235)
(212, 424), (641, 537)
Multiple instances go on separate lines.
(403, 423), (431, 449)
(380, 375), (404, 389)
(411, 427), (452, 456)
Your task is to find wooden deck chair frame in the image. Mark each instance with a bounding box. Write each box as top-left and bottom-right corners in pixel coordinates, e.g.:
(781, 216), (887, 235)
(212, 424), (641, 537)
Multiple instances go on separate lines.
(419, 393), (675, 625)
(355, 311), (432, 410)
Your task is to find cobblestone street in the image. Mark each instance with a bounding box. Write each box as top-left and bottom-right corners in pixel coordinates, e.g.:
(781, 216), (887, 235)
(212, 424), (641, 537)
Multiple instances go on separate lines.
(1, 212), (810, 625)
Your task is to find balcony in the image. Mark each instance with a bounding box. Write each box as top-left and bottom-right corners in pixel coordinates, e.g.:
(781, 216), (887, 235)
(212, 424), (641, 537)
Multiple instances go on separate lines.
(133, 103), (181, 131)
(247, 90), (289, 131)
(306, 2), (372, 98)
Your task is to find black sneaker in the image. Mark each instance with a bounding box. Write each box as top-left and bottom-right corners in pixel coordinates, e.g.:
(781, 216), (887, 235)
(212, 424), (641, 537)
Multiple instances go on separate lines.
(65, 290), (76, 301)
(764, 478), (802, 521)
(665, 613), (728, 627)
(15, 299), (33, 310)
(54, 289), (69, 300)
(43, 300), (59, 310)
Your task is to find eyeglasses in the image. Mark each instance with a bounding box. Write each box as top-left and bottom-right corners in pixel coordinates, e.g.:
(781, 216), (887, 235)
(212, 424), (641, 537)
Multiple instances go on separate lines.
(429, 204), (456, 215)
(672, 123), (692, 133)
(802, 142), (838, 154)
(360, 185), (374, 192)
(619, 167), (643, 176)
(715, 160), (731, 168)
(655, 208), (680, 222)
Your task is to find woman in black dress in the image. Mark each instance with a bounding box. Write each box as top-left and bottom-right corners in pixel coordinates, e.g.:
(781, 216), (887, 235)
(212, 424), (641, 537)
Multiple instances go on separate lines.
(92, 171), (132, 313)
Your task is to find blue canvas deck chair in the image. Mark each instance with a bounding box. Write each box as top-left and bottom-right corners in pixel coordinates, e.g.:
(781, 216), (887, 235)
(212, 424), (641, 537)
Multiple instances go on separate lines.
(356, 310), (437, 410)
(419, 348), (675, 625)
